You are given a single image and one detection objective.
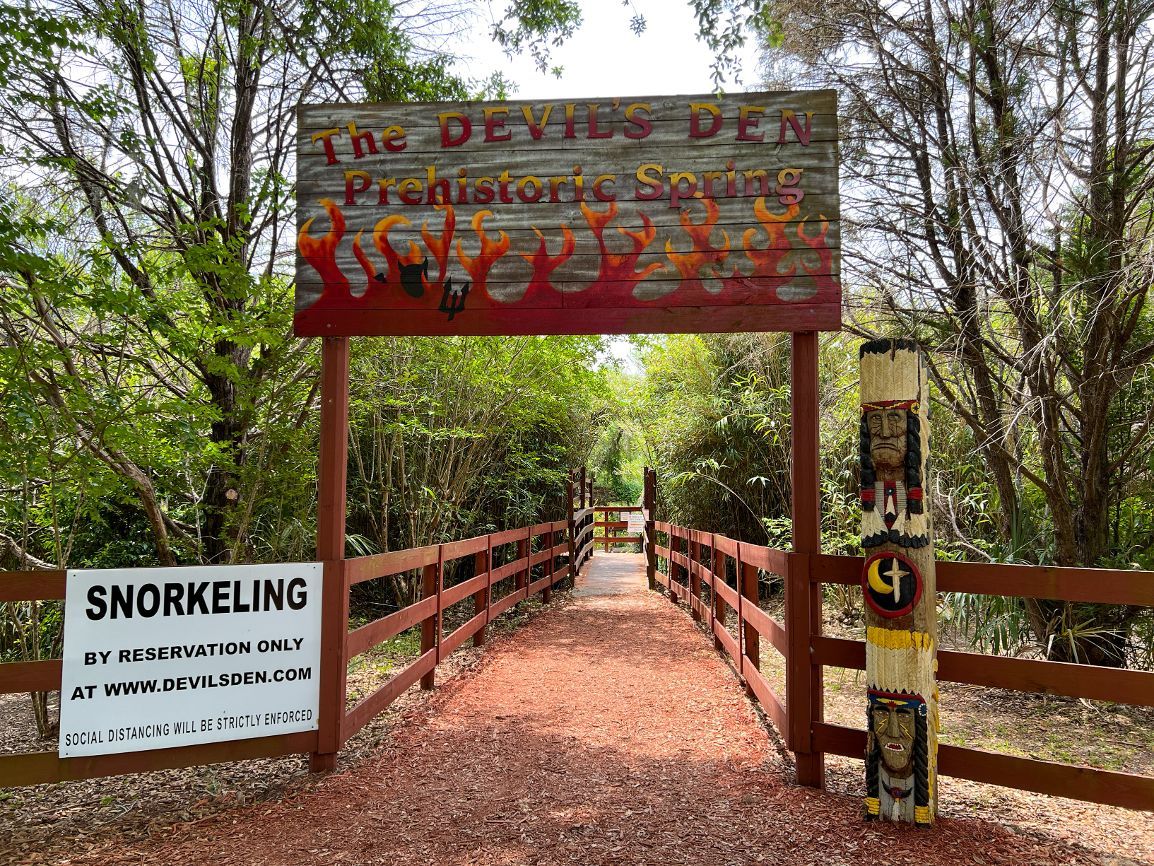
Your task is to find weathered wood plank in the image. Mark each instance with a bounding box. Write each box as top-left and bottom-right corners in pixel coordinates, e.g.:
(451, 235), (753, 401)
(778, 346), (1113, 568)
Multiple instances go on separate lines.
(345, 596), (437, 659)
(297, 271), (840, 309)
(0, 732), (318, 788)
(296, 90), (839, 338)
(0, 659), (61, 695)
(440, 536), (488, 560)
(346, 546), (438, 584)
(0, 571), (67, 602)
(298, 91), (838, 136)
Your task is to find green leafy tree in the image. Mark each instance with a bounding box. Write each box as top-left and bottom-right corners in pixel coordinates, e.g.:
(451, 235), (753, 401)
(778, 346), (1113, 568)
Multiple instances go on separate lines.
(737, 0), (1154, 664)
(0, 0), (582, 568)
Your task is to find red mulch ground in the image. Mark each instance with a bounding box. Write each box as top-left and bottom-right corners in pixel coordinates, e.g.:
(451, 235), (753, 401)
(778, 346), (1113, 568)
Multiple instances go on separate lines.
(65, 555), (1110, 865)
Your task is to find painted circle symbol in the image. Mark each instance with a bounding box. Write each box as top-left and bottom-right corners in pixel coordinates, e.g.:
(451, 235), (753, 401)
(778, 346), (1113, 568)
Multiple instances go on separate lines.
(862, 552), (923, 618)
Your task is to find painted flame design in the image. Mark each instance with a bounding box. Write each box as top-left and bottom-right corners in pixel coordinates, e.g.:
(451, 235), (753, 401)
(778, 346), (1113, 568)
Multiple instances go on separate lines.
(797, 216), (841, 301)
(298, 199), (349, 302)
(740, 197), (801, 285)
(521, 225), (575, 301)
(456, 210), (510, 299)
(581, 201), (664, 291)
(422, 203), (456, 293)
(296, 194), (839, 321)
(665, 199), (730, 298)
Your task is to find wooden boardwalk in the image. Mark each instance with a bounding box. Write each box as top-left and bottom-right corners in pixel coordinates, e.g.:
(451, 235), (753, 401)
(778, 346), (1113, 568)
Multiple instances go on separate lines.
(75, 553), (1091, 865)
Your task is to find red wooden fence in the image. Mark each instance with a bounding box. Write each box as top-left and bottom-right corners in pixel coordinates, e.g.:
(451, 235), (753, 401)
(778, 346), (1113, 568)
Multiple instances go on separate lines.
(593, 505), (644, 551)
(649, 520), (1154, 812)
(0, 490), (596, 788)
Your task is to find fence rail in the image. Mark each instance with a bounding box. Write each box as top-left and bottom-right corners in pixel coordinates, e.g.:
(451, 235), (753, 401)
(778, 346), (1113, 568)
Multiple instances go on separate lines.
(337, 521), (572, 744)
(648, 519), (1154, 812)
(593, 505), (644, 551)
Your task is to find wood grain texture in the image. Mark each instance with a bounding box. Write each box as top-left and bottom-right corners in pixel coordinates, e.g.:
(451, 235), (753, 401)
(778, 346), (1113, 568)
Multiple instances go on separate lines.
(298, 92), (838, 134)
(296, 91), (839, 337)
(1, 732), (317, 788)
(0, 571), (67, 601)
(0, 659), (61, 694)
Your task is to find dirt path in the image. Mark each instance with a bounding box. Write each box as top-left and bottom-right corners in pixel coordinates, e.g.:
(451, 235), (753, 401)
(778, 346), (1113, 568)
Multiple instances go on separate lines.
(65, 554), (1115, 865)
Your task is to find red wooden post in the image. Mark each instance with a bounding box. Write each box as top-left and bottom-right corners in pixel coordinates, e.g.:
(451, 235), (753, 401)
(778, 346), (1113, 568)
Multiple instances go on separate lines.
(516, 529), (530, 601)
(473, 542), (489, 647)
(644, 468), (657, 591)
(669, 527), (680, 603)
(567, 476), (576, 582)
(689, 536), (702, 622)
(542, 526), (554, 604)
(740, 554), (761, 695)
(310, 336), (350, 774)
(788, 330), (825, 788)
(580, 467), (587, 509)
(712, 538), (725, 654)
(419, 558), (438, 690)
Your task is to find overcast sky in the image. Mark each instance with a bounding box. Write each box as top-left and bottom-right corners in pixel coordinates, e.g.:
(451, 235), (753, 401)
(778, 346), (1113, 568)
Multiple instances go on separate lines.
(458, 0), (763, 101)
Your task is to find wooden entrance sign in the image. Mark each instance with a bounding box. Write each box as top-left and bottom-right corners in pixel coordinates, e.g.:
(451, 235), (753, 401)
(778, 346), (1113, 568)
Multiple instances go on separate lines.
(859, 339), (938, 825)
(295, 92), (840, 336)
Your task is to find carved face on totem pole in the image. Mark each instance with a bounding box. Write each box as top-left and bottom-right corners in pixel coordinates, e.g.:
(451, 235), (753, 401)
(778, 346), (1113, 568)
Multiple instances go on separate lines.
(869, 692), (918, 775)
(860, 399), (927, 549)
(866, 407), (907, 479)
(865, 689), (931, 824)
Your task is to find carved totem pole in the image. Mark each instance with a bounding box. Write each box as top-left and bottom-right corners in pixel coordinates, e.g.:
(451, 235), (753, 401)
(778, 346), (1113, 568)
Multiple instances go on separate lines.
(859, 339), (938, 826)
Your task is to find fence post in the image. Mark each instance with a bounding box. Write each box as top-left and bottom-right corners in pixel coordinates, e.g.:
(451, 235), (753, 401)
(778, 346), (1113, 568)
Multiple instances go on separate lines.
(712, 536), (724, 654)
(420, 554), (438, 690)
(543, 526), (554, 604)
(516, 529), (530, 601)
(312, 559), (348, 772)
(740, 553), (760, 696)
(669, 527), (680, 603)
(310, 335), (349, 774)
(644, 468), (657, 591)
(580, 467), (587, 509)
(473, 540), (490, 647)
(567, 475), (577, 583)
(788, 330), (825, 789)
(689, 535), (702, 622)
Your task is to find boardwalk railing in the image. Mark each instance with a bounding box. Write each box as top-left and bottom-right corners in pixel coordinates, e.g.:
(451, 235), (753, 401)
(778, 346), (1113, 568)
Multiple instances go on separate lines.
(593, 505), (643, 551)
(0, 470), (597, 788)
(648, 516), (1154, 812)
(332, 522), (573, 748)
